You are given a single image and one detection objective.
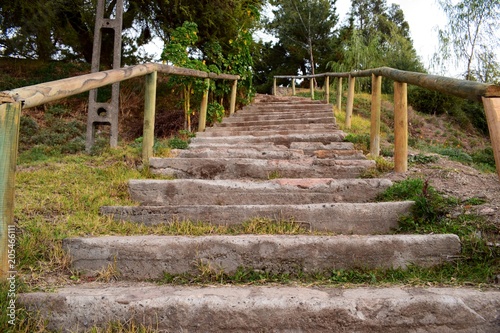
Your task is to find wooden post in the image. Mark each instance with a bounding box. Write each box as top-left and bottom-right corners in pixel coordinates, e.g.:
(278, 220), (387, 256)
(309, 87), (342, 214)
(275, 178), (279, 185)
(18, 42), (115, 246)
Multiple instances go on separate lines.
(142, 71), (157, 167)
(273, 78), (277, 96)
(482, 97), (500, 180)
(345, 76), (355, 129)
(292, 79), (296, 96)
(370, 75), (382, 157)
(310, 78), (315, 100)
(229, 80), (238, 116)
(325, 76), (330, 103)
(336, 77), (343, 112)
(0, 102), (21, 279)
(198, 78), (210, 132)
(394, 81), (408, 173)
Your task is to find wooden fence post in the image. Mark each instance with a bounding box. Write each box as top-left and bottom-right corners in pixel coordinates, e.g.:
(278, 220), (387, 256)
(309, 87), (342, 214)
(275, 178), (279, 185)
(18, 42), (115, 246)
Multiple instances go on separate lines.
(370, 74), (382, 157)
(292, 79), (296, 96)
(345, 75), (356, 129)
(229, 79), (238, 116)
(273, 78), (277, 96)
(394, 81), (408, 173)
(325, 76), (330, 103)
(198, 78), (210, 132)
(142, 71), (157, 167)
(336, 77), (343, 112)
(1, 102), (21, 279)
(310, 78), (315, 100)
(482, 97), (500, 180)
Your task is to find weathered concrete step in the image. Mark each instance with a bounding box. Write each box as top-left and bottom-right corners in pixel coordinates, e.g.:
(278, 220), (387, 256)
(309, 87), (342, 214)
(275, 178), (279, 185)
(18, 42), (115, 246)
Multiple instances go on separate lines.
(171, 147), (307, 159)
(128, 178), (393, 205)
(207, 122), (336, 132)
(218, 115), (334, 125)
(188, 141), (355, 151)
(236, 108), (333, 116)
(189, 133), (346, 146)
(149, 157), (375, 179)
(100, 201), (414, 234)
(20, 285), (500, 333)
(63, 234), (461, 279)
(197, 127), (339, 137)
(171, 147), (364, 159)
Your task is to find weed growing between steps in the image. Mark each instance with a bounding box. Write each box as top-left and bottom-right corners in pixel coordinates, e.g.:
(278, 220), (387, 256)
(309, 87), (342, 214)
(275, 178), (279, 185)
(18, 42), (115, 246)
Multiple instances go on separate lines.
(378, 178), (499, 285)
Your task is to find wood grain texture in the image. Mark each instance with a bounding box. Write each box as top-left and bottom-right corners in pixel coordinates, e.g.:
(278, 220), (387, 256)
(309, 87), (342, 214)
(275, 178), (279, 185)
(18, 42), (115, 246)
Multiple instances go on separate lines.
(198, 78), (210, 132)
(0, 102), (21, 278)
(345, 76), (355, 129)
(142, 71), (157, 167)
(370, 75), (382, 157)
(394, 82), (408, 173)
(482, 97), (500, 180)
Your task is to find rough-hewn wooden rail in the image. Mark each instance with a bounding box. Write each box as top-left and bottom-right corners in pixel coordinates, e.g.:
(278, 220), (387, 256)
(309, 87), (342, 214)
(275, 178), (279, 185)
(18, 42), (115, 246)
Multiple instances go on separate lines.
(274, 67), (500, 180)
(0, 62), (240, 279)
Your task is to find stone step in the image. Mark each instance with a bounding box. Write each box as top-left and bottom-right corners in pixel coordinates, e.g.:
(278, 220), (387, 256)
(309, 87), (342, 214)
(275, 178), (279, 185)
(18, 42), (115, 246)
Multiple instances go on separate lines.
(189, 132), (346, 146)
(171, 147), (307, 159)
(236, 108), (333, 116)
(100, 201), (414, 234)
(149, 157), (375, 179)
(64, 234), (460, 279)
(127, 178), (393, 206)
(171, 147), (364, 159)
(206, 118), (338, 132)
(197, 127), (339, 137)
(218, 114), (334, 125)
(20, 284), (500, 333)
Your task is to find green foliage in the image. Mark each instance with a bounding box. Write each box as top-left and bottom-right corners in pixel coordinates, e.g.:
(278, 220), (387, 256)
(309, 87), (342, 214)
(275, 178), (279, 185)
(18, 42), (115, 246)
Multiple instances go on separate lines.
(207, 102), (225, 124)
(167, 137), (189, 149)
(408, 154), (439, 165)
(408, 86), (488, 134)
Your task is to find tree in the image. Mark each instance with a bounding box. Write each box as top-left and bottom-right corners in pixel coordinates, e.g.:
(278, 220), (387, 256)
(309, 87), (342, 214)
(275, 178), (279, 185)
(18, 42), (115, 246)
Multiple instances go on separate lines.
(329, 0), (423, 91)
(434, 0), (500, 81)
(0, 0), (264, 65)
(265, 0), (339, 81)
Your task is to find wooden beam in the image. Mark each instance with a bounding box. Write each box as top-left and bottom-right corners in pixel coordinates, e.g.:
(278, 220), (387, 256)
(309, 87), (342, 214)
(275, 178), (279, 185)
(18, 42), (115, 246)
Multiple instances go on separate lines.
(336, 77), (342, 112)
(198, 78), (210, 132)
(229, 80), (238, 116)
(370, 75), (382, 157)
(2, 63), (239, 110)
(292, 79), (296, 96)
(394, 81), (408, 173)
(273, 78), (277, 96)
(142, 71), (157, 167)
(310, 78), (315, 100)
(345, 76), (355, 129)
(325, 76), (330, 103)
(0, 102), (21, 279)
(482, 97), (500, 180)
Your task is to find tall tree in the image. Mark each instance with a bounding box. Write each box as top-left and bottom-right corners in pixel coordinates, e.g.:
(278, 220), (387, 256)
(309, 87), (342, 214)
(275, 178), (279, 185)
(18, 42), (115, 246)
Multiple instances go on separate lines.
(265, 0), (339, 79)
(434, 0), (500, 81)
(0, 0), (264, 64)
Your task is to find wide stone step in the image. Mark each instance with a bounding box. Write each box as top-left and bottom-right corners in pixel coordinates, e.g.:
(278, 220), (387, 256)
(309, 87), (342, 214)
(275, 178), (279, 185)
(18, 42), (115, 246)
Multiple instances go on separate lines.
(20, 285), (500, 333)
(197, 127), (339, 137)
(149, 157), (375, 179)
(206, 118), (338, 132)
(171, 147), (364, 159)
(63, 234), (460, 279)
(127, 178), (393, 205)
(171, 147), (307, 159)
(100, 201), (414, 234)
(218, 115), (334, 125)
(189, 132), (346, 146)
(187, 141), (355, 152)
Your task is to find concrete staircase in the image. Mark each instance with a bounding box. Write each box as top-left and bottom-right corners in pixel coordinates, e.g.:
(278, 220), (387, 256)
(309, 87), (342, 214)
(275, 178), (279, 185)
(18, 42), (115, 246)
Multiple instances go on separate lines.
(20, 95), (500, 332)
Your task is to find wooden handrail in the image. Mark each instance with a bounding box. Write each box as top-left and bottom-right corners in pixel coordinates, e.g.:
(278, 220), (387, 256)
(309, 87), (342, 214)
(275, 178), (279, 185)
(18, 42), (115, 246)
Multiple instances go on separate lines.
(274, 67), (500, 181)
(1, 62), (240, 109)
(0, 63), (241, 279)
(274, 67), (500, 102)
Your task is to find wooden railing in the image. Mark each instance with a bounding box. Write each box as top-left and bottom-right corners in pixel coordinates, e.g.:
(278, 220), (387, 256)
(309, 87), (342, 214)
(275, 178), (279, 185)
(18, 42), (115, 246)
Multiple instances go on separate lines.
(274, 67), (500, 179)
(0, 62), (240, 279)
